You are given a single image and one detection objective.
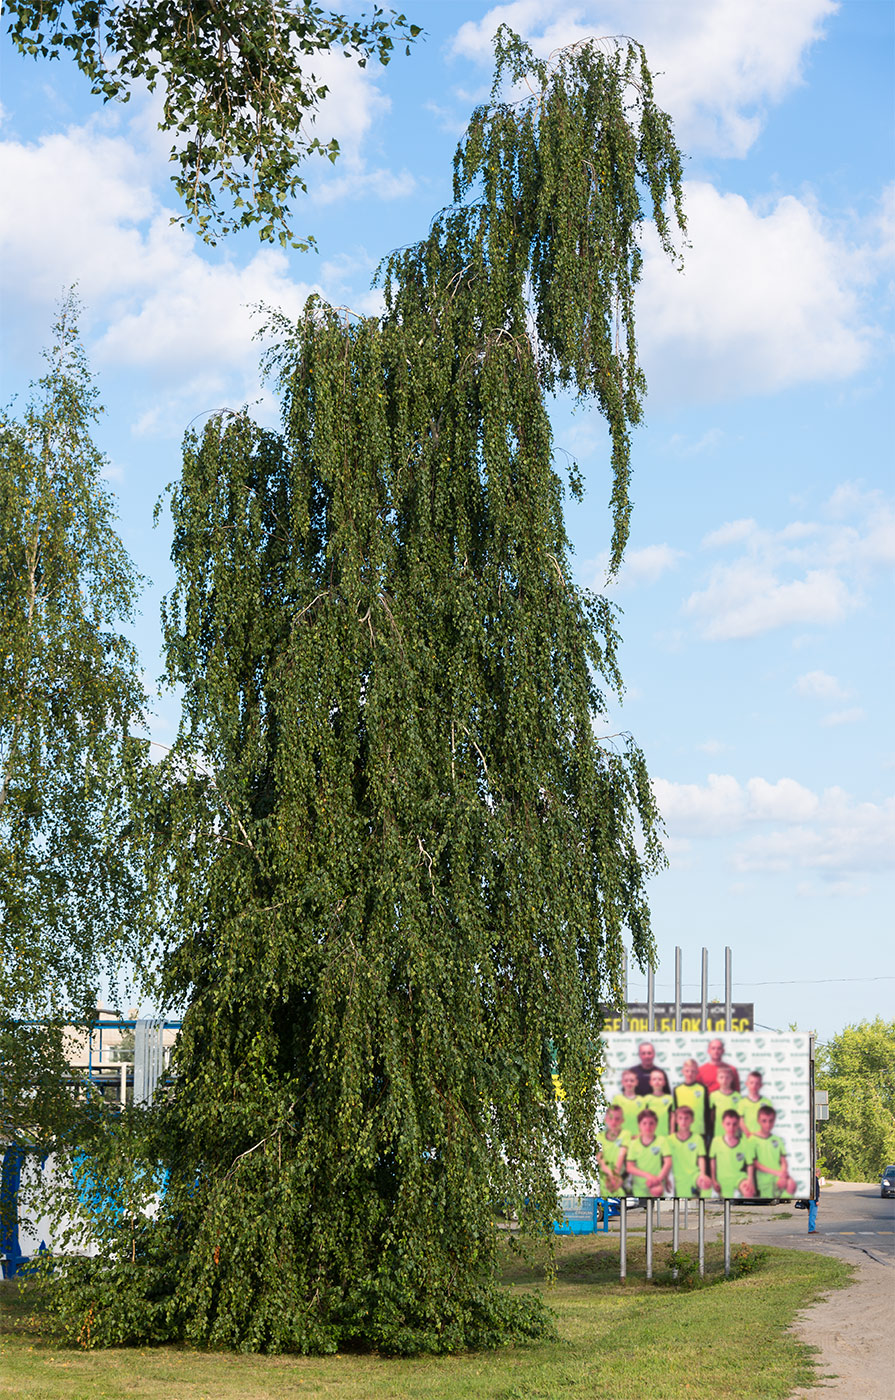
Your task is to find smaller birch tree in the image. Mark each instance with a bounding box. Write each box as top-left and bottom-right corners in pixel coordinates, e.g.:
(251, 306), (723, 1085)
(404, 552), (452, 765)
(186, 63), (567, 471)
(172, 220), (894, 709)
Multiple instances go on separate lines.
(0, 294), (148, 1149)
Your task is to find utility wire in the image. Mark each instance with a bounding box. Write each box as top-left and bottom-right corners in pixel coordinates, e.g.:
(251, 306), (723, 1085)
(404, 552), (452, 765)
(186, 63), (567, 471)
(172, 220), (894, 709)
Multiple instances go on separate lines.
(627, 975), (894, 989)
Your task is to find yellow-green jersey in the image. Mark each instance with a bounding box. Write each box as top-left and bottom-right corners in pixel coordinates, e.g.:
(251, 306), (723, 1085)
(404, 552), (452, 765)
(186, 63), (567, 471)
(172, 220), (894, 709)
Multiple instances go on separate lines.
(751, 1133), (791, 1197)
(673, 1082), (708, 1136)
(623, 1135), (670, 1198)
(668, 1132), (708, 1198)
(709, 1134), (754, 1198)
(611, 1092), (644, 1137)
(710, 1090), (742, 1134)
(599, 1131), (629, 1181)
(643, 1092), (673, 1137)
(738, 1096), (773, 1135)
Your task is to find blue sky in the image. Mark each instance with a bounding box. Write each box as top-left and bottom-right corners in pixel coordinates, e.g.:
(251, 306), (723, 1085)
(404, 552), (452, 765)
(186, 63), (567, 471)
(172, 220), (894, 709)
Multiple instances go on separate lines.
(2, 0), (893, 1038)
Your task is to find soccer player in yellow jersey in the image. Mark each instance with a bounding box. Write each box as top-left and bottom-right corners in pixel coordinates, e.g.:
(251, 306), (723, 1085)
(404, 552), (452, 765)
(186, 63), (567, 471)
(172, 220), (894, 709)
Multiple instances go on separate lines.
(611, 1069), (644, 1137)
(751, 1106), (798, 1198)
(710, 1109), (756, 1198)
(667, 1104), (713, 1198)
(597, 1105), (629, 1195)
(709, 1064), (742, 1139)
(738, 1070), (773, 1137)
(618, 1108), (671, 1199)
(644, 1067), (674, 1136)
(673, 1058), (708, 1137)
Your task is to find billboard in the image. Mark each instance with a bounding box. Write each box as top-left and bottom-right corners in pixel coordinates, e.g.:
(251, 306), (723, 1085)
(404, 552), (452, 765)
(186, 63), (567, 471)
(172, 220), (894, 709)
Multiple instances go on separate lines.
(599, 1004), (753, 1033)
(597, 1032), (812, 1201)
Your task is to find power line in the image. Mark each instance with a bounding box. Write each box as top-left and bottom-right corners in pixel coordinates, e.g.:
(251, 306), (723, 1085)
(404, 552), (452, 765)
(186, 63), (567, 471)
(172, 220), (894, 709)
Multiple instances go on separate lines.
(734, 976), (895, 987)
(628, 976), (894, 989)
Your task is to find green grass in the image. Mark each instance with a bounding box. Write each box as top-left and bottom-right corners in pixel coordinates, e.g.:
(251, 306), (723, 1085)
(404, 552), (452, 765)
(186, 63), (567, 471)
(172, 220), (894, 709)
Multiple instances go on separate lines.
(0, 1236), (852, 1400)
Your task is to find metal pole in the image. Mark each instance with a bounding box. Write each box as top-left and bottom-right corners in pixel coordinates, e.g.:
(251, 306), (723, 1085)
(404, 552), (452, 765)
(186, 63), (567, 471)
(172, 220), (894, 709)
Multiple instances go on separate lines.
(683, 1198), (689, 1230)
(723, 1199), (731, 1277)
(619, 1198), (627, 1281)
(673, 945), (682, 1275)
(699, 949), (707, 1278)
(645, 1198), (653, 1279)
(647, 963), (655, 1033)
(724, 946), (732, 1033)
(674, 946), (682, 1032)
(809, 1034), (816, 1183)
(621, 950), (628, 1033)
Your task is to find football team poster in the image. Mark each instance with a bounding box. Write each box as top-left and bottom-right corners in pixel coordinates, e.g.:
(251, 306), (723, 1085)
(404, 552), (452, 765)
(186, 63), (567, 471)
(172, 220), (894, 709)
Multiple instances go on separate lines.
(597, 1032), (812, 1201)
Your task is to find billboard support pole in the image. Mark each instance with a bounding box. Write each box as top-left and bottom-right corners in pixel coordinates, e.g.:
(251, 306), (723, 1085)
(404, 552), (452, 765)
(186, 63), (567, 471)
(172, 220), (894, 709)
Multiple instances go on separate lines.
(645, 1198), (653, 1279)
(672, 946), (682, 1276)
(724, 946), (732, 1032)
(619, 1198), (627, 1281)
(723, 1200), (731, 1276)
(722, 948), (733, 1273)
(647, 964), (655, 1033)
(699, 948), (708, 1277)
(621, 950), (628, 1034)
(618, 949), (629, 1283)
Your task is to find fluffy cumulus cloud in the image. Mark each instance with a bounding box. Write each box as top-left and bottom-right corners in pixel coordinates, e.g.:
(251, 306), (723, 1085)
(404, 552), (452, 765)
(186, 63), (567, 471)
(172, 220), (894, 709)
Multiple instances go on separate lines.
(452, 0), (836, 157)
(451, 5), (885, 405)
(0, 101), (399, 433)
(636, 181), (877, 403)
(585, 542), (685, 591)
(684, 486), (895, 640)
(654, 773), (895, 880)
(0, 46), (413, 428)
(303, 48), (416, 205)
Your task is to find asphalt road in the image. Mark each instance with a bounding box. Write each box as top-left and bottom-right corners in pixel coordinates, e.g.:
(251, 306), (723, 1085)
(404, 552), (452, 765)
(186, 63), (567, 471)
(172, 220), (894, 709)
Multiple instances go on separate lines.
(727, 1180), (895, 1264)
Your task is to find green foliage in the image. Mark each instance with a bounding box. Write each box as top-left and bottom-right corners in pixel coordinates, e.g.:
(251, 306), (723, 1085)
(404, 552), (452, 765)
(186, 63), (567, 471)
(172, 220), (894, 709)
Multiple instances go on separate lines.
(661, 1242), (766, 1288)
(816, 1018), (895, 1180)
(45, 34), (685, 1354)
(664, 1245), (701, 1288)
(730, 1242), (766, 1278)
(5, 1), (421, 247)
(0, 293), (148, 1148)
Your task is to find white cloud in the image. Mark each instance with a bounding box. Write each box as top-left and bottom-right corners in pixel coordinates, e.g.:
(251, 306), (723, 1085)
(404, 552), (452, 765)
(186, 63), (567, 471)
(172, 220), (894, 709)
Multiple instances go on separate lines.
(638, 181), (877, 403)
(686, 561), (852, 640)
(733, 791), (895, 876)
(684, 487), (893, 641)
(585, 541), (684, 591)
(313, 166), (416, 207)
(665, 428), (725, 458)
(655, 774), (895, 879)
(702, 519), (757, 549)
(794, 670), (848, 700)
(745, 777), (819, 823)
(819, 707), (865, 728)
(451, 0), (836, 157)
(653, 773), (745, 832)
(303, 49), (417, 205)
(697, 739), (727, 755)
(0, 106), (405, 435)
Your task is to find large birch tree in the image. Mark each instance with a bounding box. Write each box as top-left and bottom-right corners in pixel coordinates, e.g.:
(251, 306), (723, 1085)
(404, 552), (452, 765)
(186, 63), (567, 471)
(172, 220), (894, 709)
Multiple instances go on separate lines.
(49, 32), (686, 1353)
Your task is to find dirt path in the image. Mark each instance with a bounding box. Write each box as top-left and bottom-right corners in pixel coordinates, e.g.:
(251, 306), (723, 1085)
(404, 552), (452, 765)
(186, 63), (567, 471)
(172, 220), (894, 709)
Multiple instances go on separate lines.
(730, 1181), (894, 1398)
(787, 1245), (893, 1398)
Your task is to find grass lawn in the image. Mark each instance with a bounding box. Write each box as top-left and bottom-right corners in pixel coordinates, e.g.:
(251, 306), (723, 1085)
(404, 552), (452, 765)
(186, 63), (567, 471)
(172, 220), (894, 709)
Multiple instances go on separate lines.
(0, 1235), (851, 1400)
